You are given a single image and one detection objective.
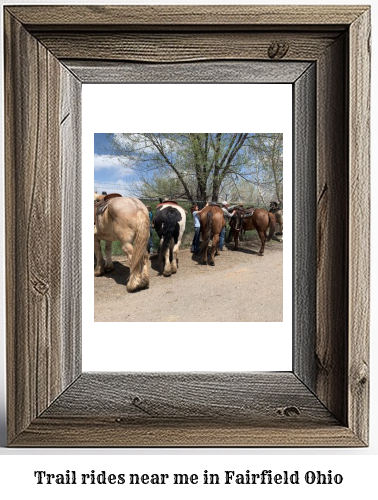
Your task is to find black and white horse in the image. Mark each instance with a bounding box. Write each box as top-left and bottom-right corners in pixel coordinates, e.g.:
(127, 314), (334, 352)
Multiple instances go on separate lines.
(153, 202), (186, 276)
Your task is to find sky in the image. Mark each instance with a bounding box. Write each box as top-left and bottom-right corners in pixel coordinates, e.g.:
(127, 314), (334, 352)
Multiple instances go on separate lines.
(94, 133), (137, 196)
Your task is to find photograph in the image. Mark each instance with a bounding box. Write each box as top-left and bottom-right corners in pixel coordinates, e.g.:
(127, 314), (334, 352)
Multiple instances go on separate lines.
(93, 132), (284, 322)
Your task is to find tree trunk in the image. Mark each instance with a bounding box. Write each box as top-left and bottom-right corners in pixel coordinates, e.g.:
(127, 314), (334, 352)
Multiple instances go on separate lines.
(197, 184), (207, 203)
(211, 182), (221, 202)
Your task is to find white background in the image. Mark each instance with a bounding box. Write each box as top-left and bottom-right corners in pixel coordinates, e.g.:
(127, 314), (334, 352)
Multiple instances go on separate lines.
(83, 83), (292, 372)
(0, 0), (377, 499)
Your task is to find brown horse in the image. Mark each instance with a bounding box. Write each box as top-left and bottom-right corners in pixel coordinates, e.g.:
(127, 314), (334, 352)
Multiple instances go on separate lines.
(94, 194), (150, 292)
(199, 205), (225, 265)
(229, 207), (276, 255)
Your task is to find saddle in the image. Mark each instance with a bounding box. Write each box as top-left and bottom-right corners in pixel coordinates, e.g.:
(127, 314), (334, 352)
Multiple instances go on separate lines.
(242, 207), (255, 218)
(94, 193), (122, 224)
(233, 207), (255, 230)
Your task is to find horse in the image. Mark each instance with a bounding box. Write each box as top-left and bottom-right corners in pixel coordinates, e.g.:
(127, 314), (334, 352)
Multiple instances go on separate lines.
(94, 194), (150, 292)
(270, 201), (283, 242)
(152, 201), (186, 276)
(229, 206), (276, 255)
(199, 205), (225, 265)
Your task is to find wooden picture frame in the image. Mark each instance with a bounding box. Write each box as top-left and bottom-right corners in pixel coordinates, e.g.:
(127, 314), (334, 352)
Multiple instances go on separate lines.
(4, 5), (370, 447)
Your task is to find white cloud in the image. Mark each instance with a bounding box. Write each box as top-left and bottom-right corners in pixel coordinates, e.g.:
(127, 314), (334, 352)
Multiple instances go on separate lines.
(94, 178), (142, 197)
(94, 154), (134, 174)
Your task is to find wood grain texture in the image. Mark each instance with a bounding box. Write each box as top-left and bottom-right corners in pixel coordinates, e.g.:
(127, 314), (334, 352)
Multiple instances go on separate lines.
(293, 65), (316, 390)
(60, 68), (82, 388)
(66, 60), (311, 84)
(7, 5), (367, 30)
(42, 373), (335, 422)
(348, 9), (371, 445)
(316, 34), (348, 426)
(11, 419), (364, 448)
(36, 32), (339, 63)
(4, 5), (370, 447)
(4, 11), (80, 444)
(12, 373), (363, 447)
(5, 12), (62, 442)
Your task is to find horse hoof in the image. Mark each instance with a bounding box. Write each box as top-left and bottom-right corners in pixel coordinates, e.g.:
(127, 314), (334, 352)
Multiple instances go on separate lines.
(209, 261), (215, 266)
(201, 262), (207, 266)
(257, 252), (264, 256)
(104, 267), (113, 273)
(94, 270), (103, 277)
(163, 270), (172, 277)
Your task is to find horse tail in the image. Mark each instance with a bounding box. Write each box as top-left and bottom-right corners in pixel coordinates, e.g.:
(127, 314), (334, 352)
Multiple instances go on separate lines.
(200, 210), (213, 253)
(129, 209), (150, 290)
(161, 208), (181, 255)
(266, 211), (276, 241)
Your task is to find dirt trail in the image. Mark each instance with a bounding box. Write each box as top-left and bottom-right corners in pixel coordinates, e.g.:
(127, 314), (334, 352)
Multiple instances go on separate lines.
(94, 238), (283, 322)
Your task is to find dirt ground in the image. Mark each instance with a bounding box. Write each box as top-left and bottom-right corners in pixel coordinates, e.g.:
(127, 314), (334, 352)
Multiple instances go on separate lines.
(94, 235), (283, 322)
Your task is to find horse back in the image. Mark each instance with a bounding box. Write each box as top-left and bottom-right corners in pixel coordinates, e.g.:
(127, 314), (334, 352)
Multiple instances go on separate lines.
(241, 208), (270, 231)
(153, 203), (186, 242)
(97, 196), (148, 241)
(199, 205), (224, 230)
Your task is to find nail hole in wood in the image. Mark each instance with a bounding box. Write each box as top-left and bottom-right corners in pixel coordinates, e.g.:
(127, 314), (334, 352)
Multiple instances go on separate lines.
(277, 406), (300, 417)
(268, 41), (289, 59)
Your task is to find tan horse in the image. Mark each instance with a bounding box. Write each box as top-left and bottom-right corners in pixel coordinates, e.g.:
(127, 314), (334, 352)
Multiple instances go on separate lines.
(230, 207), (276, 255)
(199, 205), (226, 265)
(94, 195), (150, 292)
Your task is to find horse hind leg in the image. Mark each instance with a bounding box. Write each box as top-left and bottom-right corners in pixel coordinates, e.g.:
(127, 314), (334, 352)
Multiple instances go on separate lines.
(200, 230), (208, 265)
(171, 241), (181, 274)
(233, 229), (239, 251)
(122, 241), (148, 292)
(104, 240), (113, 272)
(162, 238), (172, 277)
(120, 241), (133, 288)
(135, 252), (149, 290)
(94, 235), (105, 276)
(209, 234), (219, 265)
(257, 231), (266, 256)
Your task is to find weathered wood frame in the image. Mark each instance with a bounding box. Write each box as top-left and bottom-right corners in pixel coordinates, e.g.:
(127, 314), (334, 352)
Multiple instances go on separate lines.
(4, 5), (370, 447)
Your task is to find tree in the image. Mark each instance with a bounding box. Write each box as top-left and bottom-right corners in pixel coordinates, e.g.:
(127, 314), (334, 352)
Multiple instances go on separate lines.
(247, 134), (283, 204)
(109, 133), (250, 202)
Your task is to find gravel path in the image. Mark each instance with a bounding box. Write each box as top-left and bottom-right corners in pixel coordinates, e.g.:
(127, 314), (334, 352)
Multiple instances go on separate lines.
(94, 237), (283, 322)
